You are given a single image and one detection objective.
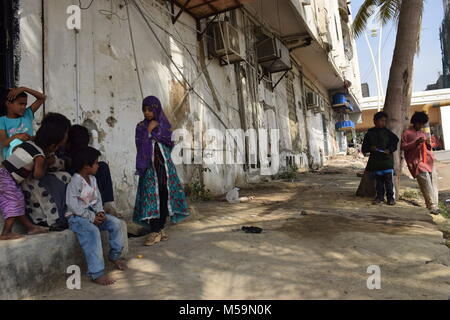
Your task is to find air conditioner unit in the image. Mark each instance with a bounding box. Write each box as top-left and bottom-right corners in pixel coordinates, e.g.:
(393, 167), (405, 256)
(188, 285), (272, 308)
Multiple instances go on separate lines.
(208, 21), (242, 63)
(256, 37), (292, 73)
(312, 97), (323, 114)
(306, 92), (320, 110)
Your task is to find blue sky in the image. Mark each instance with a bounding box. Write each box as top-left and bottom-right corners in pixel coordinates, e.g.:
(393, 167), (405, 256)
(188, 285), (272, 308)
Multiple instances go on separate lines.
(352, 0), (444, 95)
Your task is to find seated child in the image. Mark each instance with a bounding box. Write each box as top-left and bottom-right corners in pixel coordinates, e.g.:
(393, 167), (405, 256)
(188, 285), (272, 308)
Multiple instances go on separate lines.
(65, 146), (127, 286)
(0, 87), (46, 159)
(64, 124), (121, 218)
(22, 113), (73, 231)
(0, 123), (64, 240)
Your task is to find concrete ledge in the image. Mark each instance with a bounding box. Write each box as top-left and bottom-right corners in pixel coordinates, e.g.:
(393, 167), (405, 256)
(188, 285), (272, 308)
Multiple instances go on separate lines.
(0, 220), (128, 300)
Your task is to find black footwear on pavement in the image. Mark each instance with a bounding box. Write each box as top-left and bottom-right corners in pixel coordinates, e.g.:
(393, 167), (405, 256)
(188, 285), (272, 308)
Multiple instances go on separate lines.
(430, 208), (441, 215)
(49, 221), (68, 232)
(387, 199), (396, 206)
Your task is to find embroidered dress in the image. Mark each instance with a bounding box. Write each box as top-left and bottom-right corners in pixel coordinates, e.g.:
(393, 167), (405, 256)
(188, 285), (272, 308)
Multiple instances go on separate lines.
(133, 96), (189, 229)
(133, 140), (189, 227)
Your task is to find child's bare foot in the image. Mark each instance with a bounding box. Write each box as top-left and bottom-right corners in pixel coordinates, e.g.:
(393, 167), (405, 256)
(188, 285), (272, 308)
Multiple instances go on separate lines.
(27, 226), (49, 235)
(93, 275), (116, 286)
(112, 259), (128, 271)
(0, 233), (24, 240)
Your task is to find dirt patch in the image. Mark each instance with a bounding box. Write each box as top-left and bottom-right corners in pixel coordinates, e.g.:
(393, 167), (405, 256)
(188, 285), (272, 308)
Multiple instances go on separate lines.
(274, 215), (418, 240)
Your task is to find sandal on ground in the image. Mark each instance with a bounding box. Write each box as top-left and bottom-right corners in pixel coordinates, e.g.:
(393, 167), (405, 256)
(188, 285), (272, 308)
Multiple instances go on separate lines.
(160, 229), (169, 241)
(144, 232), (161, 246)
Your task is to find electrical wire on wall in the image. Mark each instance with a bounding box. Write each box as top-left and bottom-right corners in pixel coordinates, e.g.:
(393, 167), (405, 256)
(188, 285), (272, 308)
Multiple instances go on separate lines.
(147, 0), (270, 100)
(125, 0), (144, 100)
(79, 0), (281, 130)
(78, 0), (95, 10)
(135, 0), (244, 120)
(142, 0), (271, 91)
(130, 0), (231, 130)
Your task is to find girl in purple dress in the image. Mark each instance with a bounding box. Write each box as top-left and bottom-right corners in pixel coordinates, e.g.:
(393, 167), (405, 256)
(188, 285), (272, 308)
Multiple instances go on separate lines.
(133, 96), (189, 246)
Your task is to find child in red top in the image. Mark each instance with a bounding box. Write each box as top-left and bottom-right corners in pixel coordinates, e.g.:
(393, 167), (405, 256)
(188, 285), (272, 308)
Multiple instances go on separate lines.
(401, 112), (440, 215)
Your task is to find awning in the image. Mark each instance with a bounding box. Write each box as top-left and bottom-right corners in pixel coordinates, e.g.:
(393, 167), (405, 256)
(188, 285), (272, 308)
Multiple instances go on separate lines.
(243, 0), (309, 38)
(170, 0), (255, 20)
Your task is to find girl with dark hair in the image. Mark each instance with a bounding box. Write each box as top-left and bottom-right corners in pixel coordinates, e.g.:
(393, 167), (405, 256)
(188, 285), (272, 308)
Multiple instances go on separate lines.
(0, 122), (65, 240)
(133, 96), (189, 246)
(0, 87), (46, 160)
(21, 113), (73, 231)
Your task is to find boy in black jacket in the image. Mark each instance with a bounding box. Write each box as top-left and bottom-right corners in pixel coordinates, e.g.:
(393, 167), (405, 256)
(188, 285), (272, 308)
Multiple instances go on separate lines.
(362, 112), (399, 205)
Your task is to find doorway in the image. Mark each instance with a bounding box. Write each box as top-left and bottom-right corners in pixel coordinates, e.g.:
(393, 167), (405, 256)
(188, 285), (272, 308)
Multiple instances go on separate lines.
(0, 0), (17, 89)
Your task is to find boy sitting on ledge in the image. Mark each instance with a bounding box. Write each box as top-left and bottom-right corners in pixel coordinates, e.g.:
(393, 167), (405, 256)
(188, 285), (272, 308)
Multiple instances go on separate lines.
(65, 146), (127, 285)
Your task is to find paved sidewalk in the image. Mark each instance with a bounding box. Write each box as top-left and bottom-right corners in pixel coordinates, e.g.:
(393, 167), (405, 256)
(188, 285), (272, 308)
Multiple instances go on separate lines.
(32, 156), (450, 300)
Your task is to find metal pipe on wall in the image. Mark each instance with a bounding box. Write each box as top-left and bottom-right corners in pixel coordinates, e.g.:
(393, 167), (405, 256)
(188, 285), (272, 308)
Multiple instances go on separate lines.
(75, 28), (80, 124)
(41, 0), (46, 116)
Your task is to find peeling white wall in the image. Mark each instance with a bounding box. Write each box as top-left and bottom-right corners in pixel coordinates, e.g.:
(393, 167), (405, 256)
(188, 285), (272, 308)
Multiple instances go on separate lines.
(15, 0), (359, 213)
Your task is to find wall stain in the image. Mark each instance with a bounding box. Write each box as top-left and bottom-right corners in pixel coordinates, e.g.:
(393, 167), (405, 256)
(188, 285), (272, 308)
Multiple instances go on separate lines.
(169, 80), (190, 129)
(106, 116), (117, 128)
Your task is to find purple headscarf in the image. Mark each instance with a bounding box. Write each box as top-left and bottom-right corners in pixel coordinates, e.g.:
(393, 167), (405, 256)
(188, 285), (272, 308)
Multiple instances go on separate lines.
(135, 96), (174, 177)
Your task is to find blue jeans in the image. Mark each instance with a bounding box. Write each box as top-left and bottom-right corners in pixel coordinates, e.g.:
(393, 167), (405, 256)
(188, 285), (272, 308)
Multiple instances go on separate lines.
(68, 214), (123, 280)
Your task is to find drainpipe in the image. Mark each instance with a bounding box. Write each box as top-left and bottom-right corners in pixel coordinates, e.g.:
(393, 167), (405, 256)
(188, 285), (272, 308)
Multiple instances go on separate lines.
(75, 28), (80, 124)
(41, 0), (46, 115)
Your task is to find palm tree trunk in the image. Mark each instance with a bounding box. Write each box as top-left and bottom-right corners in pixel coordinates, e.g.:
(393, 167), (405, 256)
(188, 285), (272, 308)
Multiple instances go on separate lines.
(356, 0), (423, 198)
(383, 0), (423, 197)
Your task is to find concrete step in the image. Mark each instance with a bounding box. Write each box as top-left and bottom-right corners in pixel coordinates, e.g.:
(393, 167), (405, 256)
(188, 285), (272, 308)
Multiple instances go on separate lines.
(0, 219), (128, 299)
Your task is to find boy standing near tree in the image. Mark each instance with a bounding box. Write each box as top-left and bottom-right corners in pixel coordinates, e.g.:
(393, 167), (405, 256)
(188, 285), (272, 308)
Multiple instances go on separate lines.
(362, 112), (400, 205)
(401, 112), (440, 215)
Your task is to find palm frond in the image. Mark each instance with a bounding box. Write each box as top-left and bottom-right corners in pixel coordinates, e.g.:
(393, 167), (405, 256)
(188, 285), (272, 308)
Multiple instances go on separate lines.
(352, 0), (380, 38)
(377, 0), (402, 26)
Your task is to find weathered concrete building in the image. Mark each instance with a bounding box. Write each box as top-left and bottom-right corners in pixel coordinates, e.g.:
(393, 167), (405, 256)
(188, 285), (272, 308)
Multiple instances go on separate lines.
(0, 0), (362, 212)
(441, 0), (450, 88)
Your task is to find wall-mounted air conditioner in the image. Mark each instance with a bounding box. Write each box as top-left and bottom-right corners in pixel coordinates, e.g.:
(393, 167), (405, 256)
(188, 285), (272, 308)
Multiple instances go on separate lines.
(306, 92), (320, 110)
(256, 37), (292, 73)
(312, 96), (325, 114)
(208, 21), (243, 63)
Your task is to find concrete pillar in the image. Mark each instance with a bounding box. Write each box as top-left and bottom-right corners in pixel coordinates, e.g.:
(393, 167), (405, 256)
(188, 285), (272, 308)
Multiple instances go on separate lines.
(440, 106), (450, 150)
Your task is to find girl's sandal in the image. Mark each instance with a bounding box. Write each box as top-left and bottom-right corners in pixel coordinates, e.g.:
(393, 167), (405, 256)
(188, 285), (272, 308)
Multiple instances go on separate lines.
(160, 229), (169, 241)
(144, 232), (161, 246)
